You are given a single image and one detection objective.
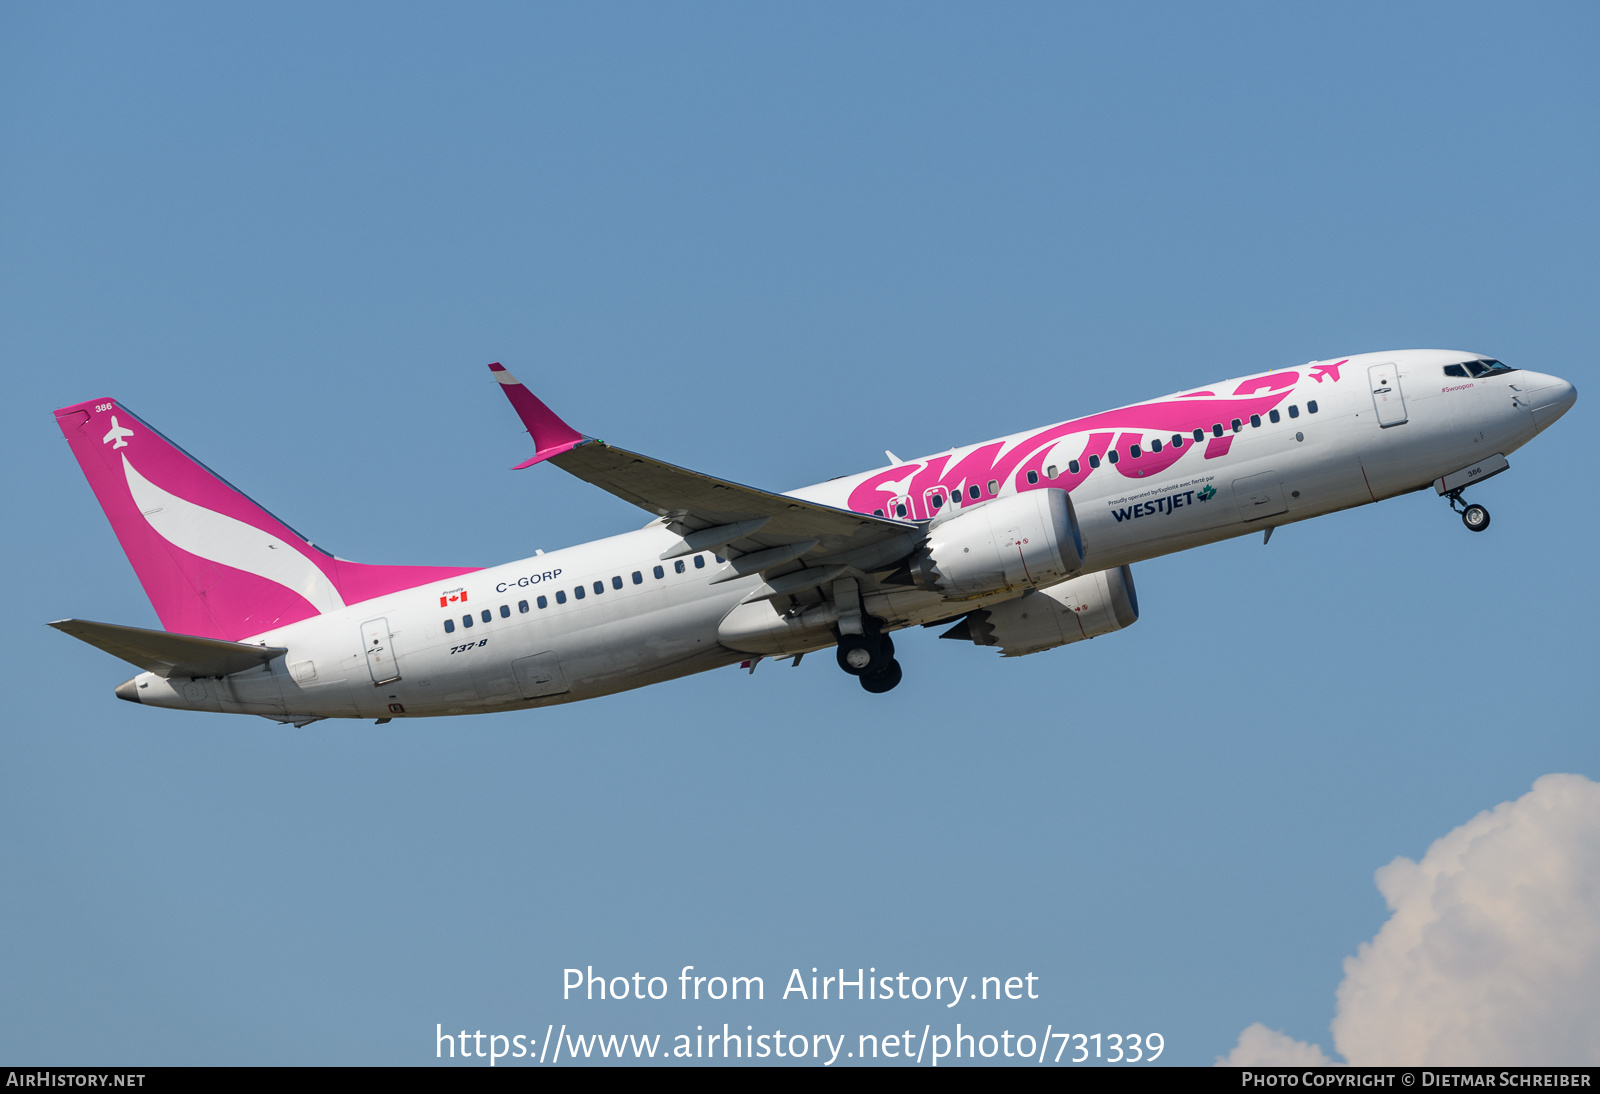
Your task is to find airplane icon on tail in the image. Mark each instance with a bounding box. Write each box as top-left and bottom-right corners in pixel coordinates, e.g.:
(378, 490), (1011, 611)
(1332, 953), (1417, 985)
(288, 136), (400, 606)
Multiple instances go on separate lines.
(101, 416), (133, 449)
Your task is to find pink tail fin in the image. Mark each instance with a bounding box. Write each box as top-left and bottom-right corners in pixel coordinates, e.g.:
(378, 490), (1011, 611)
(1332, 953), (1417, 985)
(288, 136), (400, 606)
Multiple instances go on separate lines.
(55, 398), (479, 642)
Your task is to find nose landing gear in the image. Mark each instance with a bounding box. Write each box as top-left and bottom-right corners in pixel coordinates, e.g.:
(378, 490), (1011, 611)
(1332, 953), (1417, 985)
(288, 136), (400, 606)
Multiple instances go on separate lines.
(836, 630), (902, 692)
(1445, 489), (1491, 532)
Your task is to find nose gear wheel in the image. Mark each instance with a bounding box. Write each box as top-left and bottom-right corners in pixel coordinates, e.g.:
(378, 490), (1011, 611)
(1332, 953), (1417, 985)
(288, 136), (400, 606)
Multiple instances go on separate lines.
(1445, 489), (1491, 533)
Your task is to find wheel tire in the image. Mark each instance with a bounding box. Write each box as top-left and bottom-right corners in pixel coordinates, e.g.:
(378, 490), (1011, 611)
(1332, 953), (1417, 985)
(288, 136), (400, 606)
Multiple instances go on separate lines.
(859, 659), (903, 694)
(836, 635), (884, 676)
(1462, 504), (1491, 532)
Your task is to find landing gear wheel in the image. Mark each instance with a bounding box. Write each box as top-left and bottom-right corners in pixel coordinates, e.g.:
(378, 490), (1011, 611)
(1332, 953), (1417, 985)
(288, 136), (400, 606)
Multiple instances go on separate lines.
(859, 659), (902, 694)
(836, 634), (888, 676)
(1461, 504), (1490, 532)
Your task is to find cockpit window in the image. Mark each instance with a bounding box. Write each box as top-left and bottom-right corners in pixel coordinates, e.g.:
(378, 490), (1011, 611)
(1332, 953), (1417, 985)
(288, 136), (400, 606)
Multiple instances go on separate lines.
(1443, 364), (1468, 378)
(1461, 358), (1518, 378)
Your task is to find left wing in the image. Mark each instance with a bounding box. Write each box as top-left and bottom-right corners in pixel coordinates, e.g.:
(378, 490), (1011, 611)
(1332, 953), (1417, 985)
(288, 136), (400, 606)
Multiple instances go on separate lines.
(487, 363), (918, 599)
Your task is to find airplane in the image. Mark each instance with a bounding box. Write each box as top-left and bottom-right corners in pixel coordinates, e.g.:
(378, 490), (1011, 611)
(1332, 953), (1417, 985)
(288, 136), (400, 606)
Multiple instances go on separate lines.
(50, 350), (1575, 723)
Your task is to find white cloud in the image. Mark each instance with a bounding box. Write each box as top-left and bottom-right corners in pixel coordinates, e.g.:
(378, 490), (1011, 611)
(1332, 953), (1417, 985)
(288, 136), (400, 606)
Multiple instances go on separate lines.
(1222, 774), (1600, 1066)
(1218, 1023), (1333, 1066)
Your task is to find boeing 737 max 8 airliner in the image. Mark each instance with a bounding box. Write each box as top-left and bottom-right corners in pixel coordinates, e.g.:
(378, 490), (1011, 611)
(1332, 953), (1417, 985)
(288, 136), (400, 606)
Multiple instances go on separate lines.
(51, 350), (1575, 723)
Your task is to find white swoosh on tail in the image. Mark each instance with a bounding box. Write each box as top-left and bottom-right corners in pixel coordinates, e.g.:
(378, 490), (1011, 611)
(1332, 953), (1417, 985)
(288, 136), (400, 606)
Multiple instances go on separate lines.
(122, 455), (345, 614)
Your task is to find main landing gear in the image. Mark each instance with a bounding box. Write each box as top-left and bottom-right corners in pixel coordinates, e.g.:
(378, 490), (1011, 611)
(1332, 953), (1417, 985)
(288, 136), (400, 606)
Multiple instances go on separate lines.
(1445, 489), (1491, 532)
(836, 631), (902, 693)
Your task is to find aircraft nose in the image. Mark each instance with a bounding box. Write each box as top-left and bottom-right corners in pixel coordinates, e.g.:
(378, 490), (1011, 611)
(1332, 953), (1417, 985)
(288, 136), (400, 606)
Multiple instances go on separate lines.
(1528, 374), (1577, 429)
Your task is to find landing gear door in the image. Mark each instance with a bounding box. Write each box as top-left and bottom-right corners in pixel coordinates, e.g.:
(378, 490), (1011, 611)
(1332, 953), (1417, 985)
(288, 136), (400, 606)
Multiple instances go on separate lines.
(514, 652), (569, 699)
(1232, 471), (1288, 522)
(1369, 362), (1408, 427)
(361, 618), (401, 685)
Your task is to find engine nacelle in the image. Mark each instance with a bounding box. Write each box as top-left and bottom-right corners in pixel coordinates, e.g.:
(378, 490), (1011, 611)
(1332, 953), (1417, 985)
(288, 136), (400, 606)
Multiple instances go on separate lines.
(943, 565), (1139, 657)
(907, 489), (1083, 599)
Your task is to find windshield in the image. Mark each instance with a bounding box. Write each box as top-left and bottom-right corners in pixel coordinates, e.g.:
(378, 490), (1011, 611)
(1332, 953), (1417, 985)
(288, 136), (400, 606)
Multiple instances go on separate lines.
(1463, 358), (1518, 377)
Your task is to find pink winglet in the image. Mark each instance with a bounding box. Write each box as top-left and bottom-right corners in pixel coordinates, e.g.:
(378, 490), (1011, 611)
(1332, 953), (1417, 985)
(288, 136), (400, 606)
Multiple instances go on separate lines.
(488, 363), (587, 468)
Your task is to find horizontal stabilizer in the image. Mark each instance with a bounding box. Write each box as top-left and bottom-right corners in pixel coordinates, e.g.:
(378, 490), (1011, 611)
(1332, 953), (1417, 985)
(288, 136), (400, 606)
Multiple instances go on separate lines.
(49, 619), (287, 678)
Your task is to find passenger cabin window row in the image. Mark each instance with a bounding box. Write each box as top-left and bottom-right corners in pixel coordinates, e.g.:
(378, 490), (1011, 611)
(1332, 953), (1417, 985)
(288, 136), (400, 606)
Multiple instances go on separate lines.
(441, 553), (724, 630)
(869, 400), (1322, 500)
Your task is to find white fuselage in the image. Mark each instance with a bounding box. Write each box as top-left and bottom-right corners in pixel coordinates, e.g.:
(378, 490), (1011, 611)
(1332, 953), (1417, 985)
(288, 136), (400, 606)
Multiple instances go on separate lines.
(124, 349), (1574, 721)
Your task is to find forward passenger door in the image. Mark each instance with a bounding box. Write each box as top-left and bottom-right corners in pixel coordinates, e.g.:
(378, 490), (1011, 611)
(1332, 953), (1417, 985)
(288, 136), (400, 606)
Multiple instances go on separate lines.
(1369, 362), (1408, 427)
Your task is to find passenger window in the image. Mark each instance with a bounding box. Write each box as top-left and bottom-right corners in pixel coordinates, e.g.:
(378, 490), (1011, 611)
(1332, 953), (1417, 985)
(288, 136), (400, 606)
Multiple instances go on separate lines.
(1250, 414), (1261, 428)
(1231, 418), (1242, 432)
(694, 555), (706, 569)
(1068, 459), (1081, 474)
(1171, 434), (1183, 448)
(1288, 405), (1300, 419)
(518, 600), (529, 613)
(895, 503), (907, 517)
(1308, 400), (1319, 414)
(653, 565), (665, 579)
(1108, 449), (1120, 465)
(1150, 439), (1161, 453)
(1129, 444), (1141, 458)
(968, 484), (980, 500)
(987, 479), (998, 495)
(1026, 470), (1038, 485)
(1212, 424), (1224, 437)
(714, 555), (725, 563)
(555, 591), (566, 605)
(613, 576), (623, 589)
(500, 604), (510, 618)
(675, 560), (686, 574)
(444, 618), (455, 633)
(593, 580), (603, 595)
(481, 609), (492, 623)
(1088, 454), (1100, 469)
(931, 493), (944, 509)
(1443, 363), (1468, 378)
(537, 595), (548, 609)
(873, 509), (884, 516)
(462, 614), (473, 628)
(574, 586), (585, 600)
(1046, 464), (1057, 479)
(1269, 409), (1280, 423)
(1193, 429), (1205, 442)
(632, 571), (643, 584)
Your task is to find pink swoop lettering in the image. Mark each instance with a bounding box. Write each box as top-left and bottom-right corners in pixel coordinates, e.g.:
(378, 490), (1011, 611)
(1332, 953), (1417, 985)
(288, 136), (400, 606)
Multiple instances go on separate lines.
(847, 370), (1302, 519)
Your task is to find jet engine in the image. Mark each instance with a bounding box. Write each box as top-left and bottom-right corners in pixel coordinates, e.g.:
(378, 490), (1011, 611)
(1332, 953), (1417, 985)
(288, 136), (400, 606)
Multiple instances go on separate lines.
(901, 489), (1083, 599)
(941, 565), (1139, 656)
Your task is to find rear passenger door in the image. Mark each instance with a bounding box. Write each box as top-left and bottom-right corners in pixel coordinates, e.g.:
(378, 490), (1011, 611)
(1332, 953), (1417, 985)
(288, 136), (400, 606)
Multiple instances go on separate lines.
(361, 618), (401, 685)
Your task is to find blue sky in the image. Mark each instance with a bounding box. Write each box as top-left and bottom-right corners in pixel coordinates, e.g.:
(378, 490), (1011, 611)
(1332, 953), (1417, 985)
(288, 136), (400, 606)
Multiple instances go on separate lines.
(2, 2), (1596, 1065)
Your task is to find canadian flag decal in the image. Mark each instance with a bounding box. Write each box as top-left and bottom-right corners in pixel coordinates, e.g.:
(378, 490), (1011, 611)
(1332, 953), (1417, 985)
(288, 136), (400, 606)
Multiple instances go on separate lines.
(439, 588), (468, 608)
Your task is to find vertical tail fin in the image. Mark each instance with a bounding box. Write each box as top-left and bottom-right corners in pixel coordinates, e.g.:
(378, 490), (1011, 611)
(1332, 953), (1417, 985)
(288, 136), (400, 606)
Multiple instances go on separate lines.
(54, 398), (478, 642)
